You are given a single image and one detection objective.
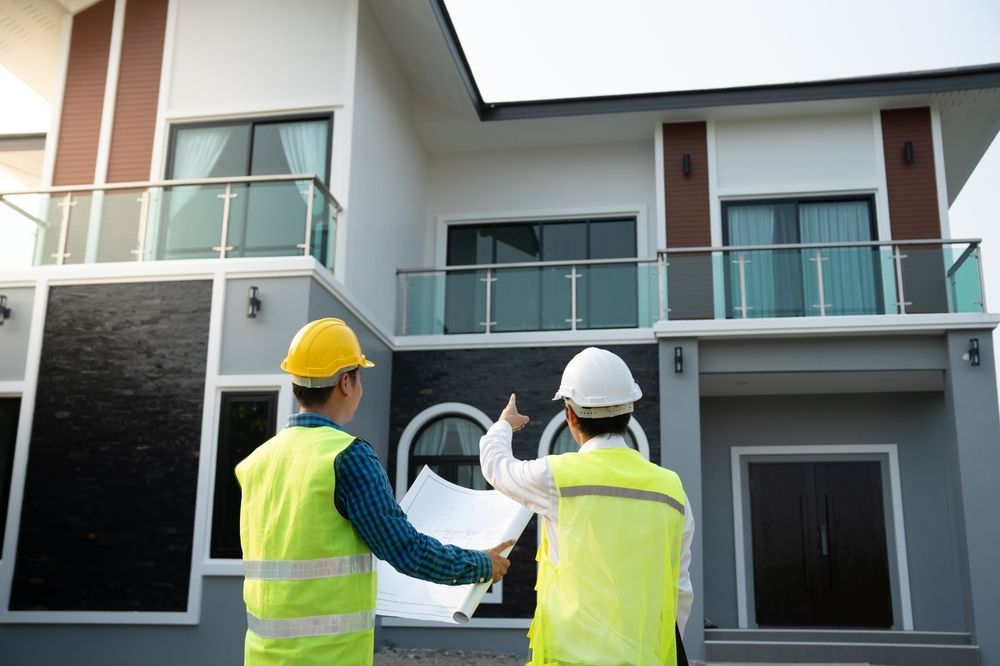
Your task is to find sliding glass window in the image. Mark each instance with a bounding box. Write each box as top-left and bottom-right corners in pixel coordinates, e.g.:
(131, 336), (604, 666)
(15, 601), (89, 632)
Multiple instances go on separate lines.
(723, 197), (881, 318)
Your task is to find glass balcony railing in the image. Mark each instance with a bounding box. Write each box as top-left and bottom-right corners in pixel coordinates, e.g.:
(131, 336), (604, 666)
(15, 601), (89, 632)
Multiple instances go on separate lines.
(0, 174), (340, 269)
(397, 259), (662, 336)
(397, 239), (985, 335)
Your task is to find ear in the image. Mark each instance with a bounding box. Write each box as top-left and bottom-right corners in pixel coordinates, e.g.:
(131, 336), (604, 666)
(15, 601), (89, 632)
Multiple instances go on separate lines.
(337, 372), (353, 395)
(565, 403), (577, 427)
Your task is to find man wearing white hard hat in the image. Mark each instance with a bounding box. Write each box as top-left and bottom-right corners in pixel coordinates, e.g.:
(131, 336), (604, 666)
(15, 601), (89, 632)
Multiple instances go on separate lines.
(480, 346), (694, 666)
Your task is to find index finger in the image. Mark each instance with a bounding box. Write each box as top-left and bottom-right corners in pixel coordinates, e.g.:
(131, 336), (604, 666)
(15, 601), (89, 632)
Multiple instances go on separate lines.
(508, 393), (516, 406)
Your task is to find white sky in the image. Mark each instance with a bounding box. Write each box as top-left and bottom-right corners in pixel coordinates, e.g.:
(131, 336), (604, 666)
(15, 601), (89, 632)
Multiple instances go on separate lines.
(448, 0), (1000, 393)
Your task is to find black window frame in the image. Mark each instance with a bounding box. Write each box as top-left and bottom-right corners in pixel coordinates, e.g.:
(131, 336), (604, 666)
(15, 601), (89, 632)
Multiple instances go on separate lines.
(211, 391), (279, 560)
(408, 414), (489, 489)
(0, 397), (20, 555)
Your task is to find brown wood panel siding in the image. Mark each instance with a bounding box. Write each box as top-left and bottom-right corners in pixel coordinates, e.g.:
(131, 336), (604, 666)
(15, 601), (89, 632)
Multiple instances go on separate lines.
(880, 107), (941, 240)
(52, 0), (115, 186)
(106, 0), (169, 183)
(663, 122), (711, 248)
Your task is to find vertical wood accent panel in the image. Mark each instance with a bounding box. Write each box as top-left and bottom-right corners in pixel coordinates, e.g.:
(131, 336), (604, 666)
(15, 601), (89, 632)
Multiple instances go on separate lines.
(52, 0), (115, 186)
(880, 108), (941, 240)
(663, 122), (711, 248)
(663, 122), (713, 319)
(106, 0), (169, 183)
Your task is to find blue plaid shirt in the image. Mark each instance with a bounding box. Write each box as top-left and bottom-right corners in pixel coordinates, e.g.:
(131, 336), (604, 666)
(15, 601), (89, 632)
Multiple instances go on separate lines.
(287, 412), (491, 585)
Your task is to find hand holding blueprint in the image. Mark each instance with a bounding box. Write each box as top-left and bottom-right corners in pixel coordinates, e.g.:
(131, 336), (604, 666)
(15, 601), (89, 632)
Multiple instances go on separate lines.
(375, 465), (533, 624)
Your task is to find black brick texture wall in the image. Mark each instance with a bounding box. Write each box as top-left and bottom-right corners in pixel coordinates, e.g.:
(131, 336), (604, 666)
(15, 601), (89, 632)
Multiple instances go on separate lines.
(389, 344), (660, 619)
(10, 281), (211, 612)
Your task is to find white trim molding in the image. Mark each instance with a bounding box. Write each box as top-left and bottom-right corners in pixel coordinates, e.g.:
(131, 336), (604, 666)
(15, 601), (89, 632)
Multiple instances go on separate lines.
(730, 444), (913, 631)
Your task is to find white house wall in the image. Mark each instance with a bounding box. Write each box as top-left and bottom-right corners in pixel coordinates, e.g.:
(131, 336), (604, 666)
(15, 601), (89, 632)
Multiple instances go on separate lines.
(165, 0), (354, 117)
(427, 140), (658, 261)
(342, 0), (428, 331)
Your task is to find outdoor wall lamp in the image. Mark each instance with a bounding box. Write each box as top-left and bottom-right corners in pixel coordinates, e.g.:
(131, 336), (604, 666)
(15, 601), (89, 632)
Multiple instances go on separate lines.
(0, 295), (9, 325)
(247, 286), (262, 319)
(682, 153), (692, 176)
(674, 346), (683, 373)
(967, 338), (981, 367)
(903, 140), (914, 164)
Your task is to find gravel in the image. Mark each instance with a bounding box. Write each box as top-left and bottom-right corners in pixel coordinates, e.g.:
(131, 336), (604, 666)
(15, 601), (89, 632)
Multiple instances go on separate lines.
(374, 647), (525, 665)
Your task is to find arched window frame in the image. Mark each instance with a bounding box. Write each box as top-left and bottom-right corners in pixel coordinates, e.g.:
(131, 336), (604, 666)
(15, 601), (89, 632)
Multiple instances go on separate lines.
(537, 410), (650, 460)
(395, 403), (493, 500)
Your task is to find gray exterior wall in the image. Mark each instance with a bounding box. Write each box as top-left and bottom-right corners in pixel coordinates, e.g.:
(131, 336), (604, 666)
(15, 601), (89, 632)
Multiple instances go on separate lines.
(700, 391), (967, 632)
(0, 286), (35, 381)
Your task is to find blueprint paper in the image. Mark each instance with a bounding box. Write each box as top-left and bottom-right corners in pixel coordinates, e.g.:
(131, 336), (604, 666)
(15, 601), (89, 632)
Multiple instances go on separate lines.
(375, 466), (532, 624)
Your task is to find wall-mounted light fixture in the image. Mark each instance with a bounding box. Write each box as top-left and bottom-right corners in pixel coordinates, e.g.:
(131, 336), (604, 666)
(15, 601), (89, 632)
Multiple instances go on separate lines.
(674, 346), (683, 373)
(0, 295), (9, 325)
(247, 286), (262, 319)
(903, 140), (914, 164)
(682, 153), (692, 176)
(968, 338), (980, 367)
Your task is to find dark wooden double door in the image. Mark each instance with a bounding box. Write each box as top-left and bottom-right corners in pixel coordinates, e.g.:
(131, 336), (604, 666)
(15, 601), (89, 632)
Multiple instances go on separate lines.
(749, 461), (893, 628)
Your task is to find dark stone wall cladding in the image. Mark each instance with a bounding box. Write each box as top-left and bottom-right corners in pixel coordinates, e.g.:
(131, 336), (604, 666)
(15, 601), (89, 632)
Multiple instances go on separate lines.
(389, 344), (660, 619)
(10, 281), (211, 612)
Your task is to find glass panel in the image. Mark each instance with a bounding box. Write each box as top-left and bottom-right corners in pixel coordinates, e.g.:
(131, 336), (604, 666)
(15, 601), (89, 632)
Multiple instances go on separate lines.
(665, 253), (716, 320)
(542, 222), (586, 261)
(211, 393), (277, 559)
(234, 181), (307, 257)
(170, 124), (250, 179)
(157, 184), (226, 259)
(540, 265), (573, 330)
(448, 226), (493, 265)
(637, 262), (662, 326)
(310, 186), (336, 268)
(444, 269), (487, 334)
(801, 247), (883, 316)
(455, 464), (490, 490)
(0, 398), (20, 554)
(250, 120), (329, 180)
(898, 245), (950, 314)
(580, 264), (638, 329)
(413, 417), (484, 455)
(589, 219), (636, 258)
(493, 267), (540, 332)
(946, 245), (984, 313)
(40, 193), (92, 265)
(0, 193), (44, 267)
(400, 272), (445, 335)
(96, 189), (145, 263)
(495, 224), (539, 263)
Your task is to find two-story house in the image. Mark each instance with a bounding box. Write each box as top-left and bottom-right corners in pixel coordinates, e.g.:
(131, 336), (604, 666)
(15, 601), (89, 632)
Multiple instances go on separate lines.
(1, 1), (999, 664)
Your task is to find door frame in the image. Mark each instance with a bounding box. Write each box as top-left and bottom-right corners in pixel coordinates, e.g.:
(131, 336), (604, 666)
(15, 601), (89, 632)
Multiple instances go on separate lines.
(731, 444), (913, 630)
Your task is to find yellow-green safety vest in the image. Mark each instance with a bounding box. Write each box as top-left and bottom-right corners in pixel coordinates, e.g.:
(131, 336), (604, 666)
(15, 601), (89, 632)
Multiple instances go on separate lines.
(235, 426), (376, 666)
(529, 447), (686, 666)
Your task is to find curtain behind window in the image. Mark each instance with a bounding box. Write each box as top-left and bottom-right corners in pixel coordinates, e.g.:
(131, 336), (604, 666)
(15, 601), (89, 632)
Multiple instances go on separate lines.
(799, 202), (878, 315)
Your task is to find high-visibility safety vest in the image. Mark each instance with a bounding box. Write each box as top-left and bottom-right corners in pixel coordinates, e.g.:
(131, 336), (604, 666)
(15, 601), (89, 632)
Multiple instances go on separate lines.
(529, 447), (686, 666)
(235, 426), (376, 666)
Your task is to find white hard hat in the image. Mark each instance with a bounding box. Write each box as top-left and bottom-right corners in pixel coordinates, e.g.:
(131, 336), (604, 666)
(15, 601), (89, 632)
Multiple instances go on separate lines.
(553, 347), (642, 418)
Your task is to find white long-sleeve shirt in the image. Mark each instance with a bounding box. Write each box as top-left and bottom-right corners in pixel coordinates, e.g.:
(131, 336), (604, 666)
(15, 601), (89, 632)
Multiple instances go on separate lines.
(479, 420), (695, 636)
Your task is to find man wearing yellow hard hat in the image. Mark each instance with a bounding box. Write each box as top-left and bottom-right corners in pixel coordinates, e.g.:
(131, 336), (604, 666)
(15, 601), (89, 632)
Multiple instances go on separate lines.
(236, 318), (514, 665)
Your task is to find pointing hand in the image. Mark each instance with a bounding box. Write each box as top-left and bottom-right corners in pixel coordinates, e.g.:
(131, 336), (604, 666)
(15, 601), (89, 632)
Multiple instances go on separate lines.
(484, 539), (516, 583)
(500, 394), (530, 432)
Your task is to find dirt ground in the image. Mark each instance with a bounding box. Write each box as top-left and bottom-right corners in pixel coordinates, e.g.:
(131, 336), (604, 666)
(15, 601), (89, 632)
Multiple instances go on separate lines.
(373, 647), (525, 665)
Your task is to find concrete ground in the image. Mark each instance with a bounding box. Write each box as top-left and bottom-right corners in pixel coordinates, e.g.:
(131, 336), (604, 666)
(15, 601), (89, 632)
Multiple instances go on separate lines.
(373, 648), (880, 666)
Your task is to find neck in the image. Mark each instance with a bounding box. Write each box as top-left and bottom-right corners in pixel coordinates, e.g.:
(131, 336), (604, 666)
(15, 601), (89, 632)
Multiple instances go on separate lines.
(301, 400), (352, 426)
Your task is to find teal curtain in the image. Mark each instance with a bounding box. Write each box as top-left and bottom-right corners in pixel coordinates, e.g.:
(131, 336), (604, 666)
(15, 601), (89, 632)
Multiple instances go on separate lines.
(799, 202), (879, 316)
(727, 205), (800, 318)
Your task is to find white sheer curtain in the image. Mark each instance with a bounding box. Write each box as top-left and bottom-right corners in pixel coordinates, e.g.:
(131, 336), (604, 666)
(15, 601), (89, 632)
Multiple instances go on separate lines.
(800, 202), (878, 315)
(413, 417), (484, 455)
(278, 120), (328, 202)
(727, 206), (779, 317)
(169, 126), (234, 214)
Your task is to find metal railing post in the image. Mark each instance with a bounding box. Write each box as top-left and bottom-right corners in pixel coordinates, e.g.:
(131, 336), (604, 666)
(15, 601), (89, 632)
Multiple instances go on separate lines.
(893, 244), (911, 314)
(299, 179), (315, 258)
(214, 182), (236, 258)
(566, 264), (582, 331)
(131, 189), (150, 261)
(658, 254), (667, 322)
(976, 244), (987, 312)
(734, 253), (752, 318)
(479, 269), (496, 333)
(811, 248), (830, 316)
(52, 192), (75, 265)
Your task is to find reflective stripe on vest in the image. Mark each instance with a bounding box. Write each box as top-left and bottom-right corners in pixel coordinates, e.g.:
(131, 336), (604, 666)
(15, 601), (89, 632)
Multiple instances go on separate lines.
(561, 484), (685, 515)
(246, 610), (374, 639)
(243, 554), (374, 580)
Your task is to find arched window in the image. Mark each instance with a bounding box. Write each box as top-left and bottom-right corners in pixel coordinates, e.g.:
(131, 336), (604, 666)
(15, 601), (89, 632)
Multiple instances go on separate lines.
(538, 411), (651, 460)
(395, 403), (493, 499)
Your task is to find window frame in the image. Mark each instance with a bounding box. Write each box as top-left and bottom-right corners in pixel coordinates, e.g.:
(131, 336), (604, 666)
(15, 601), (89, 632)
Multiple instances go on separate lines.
(720, 194), (879, 246)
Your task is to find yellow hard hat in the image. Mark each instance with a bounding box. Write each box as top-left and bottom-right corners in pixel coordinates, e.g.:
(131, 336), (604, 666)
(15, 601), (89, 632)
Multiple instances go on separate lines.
(281, 318), (375, 388)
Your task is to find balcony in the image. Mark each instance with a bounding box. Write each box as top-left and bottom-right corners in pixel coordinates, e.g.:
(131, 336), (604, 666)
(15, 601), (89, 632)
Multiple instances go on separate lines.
(0, 174), (340, 268)
(397, 239), (985, 336)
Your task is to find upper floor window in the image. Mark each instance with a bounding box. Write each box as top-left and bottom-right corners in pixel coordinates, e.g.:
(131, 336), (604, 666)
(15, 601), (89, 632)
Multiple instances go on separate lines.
(722, 196), (882, 318)
(444, 218), (638, 333)
(161, 115), (333, 263)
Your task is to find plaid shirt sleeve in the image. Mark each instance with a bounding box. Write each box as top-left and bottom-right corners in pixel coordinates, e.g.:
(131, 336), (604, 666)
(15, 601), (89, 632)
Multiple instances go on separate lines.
(334, 438), (492, 585)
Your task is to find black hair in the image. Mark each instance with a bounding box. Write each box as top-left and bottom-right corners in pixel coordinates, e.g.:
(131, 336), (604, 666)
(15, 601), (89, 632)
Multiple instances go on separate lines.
(292, 367), (359, 408)
(574, 413), (631, 440)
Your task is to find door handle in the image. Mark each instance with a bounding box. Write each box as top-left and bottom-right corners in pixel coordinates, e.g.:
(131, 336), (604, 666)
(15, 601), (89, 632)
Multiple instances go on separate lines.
(819, 524), (829, 557)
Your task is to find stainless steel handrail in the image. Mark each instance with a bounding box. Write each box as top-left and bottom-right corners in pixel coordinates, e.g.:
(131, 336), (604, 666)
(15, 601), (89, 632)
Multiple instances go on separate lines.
(657, 238), (980, 254)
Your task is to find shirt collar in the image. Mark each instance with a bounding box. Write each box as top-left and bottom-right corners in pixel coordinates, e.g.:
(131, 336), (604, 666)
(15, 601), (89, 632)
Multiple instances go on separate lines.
(579, 433), (629, 453)
(287, 412), (346, 432)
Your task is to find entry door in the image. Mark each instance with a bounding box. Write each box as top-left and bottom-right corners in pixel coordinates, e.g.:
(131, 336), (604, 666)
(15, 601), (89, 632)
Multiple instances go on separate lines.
(749, 461), (893, 627)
